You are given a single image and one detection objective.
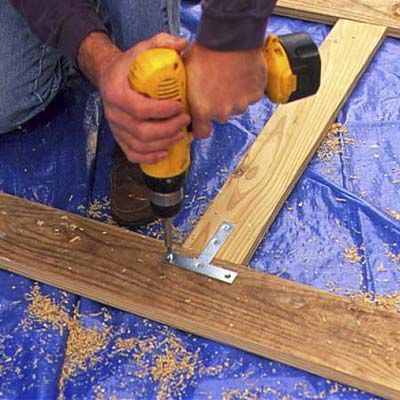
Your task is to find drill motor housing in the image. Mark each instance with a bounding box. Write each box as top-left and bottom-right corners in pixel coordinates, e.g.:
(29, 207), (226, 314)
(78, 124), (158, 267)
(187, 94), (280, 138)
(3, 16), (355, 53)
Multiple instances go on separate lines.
(129, 32), (321, 220)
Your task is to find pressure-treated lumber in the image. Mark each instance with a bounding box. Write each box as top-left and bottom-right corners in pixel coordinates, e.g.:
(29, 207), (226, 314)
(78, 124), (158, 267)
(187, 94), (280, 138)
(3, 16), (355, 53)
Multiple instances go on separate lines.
(275, 0), (400, 38)
(184, 20), (386, 265)
(0, 193), (399, 399)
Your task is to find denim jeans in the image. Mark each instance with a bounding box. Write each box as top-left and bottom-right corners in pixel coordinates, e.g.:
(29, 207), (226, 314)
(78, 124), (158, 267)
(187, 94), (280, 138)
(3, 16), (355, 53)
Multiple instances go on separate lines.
(0, 0), (180, 133)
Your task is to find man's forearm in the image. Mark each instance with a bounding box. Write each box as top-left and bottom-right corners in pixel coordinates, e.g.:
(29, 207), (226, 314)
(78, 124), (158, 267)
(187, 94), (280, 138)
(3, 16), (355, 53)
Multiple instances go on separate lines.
(77, 32), (121, 89)
(197, 0), (278, 50)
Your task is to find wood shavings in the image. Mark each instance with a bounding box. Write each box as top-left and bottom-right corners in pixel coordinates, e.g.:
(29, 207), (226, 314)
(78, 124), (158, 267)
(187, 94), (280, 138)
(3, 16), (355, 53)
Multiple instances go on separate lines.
(223, 388), (259, 400)
(23, 285), (111, 398)
(78, 196), (116, 224)
(24, 284), (68, 334)
(376, 264), (387, 272)
(294, 382), (327, 399)
(343, 246), (362, 264)
(385, 209), (400, 221)
(317, 123), (353, 162)
(68, 236), (81, 243)
(60, 315), (111, 386)
(222, 386), (295, 400)
(172, 225), (187, 246)
(115, 337), (137, 352)
(351, 291), (400, 313)
(60, 221), (79, 232)
(115, 332), (200, 400)
(150, 337), (198, 395)
(198, 364), (223, 377)
(386, 249), (400, 263)
(36, 220), (45, 226)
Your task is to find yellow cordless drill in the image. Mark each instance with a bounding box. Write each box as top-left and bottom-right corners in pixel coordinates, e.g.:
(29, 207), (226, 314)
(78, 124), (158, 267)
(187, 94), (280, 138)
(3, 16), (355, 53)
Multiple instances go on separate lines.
(129, 32), (321, 254)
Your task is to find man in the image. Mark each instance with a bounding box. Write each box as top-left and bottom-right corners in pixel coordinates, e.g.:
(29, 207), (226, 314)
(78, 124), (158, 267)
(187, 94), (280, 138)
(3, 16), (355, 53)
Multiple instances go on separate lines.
(1, 0), (276, 225)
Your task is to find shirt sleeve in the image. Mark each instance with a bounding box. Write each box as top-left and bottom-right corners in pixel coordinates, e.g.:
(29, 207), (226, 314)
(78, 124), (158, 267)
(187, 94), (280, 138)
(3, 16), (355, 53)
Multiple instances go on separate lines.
(196, 0), (277, 51)
(9, 0), (107, 63)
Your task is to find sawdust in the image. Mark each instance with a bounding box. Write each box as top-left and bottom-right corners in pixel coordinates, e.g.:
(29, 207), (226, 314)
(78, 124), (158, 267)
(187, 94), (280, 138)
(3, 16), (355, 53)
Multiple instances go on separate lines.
(317, 123), (354, 161)
(343, 246), (363, 263)
(115, 332), (200, 400)
(25, 285), (68, 334)
(150, 337), (198, 395)
(115, 337), (137, 351)
(171, 224), (187, 245)
(135, 219), (188, 245)
(24, 285), (112, 398)
(222, 387), (295, 400)
(386, 208), (400, 221)
(294, 382), (329, 399)
(61, 315), (111, 387)
(351, 291), (400, 313)
(223, 388), (260, 400)
(376, 263), (387, 272)
(68, 235), (81, 243)
(22, 285), (220, 399)
(78, 196), (115, 224)
(385, 247), (400, 264)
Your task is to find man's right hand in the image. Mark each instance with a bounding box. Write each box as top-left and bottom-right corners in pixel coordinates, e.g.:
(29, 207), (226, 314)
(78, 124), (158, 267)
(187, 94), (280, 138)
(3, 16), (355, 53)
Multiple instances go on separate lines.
(77, 32), (190, 164)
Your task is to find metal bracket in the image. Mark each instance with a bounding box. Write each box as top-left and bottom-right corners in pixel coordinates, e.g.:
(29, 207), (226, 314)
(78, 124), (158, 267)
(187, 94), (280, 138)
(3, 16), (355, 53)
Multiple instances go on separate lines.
(163, 222), (238, 284)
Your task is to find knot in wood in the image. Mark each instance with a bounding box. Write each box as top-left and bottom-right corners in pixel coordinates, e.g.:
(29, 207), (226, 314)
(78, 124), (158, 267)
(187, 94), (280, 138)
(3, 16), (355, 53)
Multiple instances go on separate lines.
(233, 168), (245, 177)
(393, 3), (400, 17)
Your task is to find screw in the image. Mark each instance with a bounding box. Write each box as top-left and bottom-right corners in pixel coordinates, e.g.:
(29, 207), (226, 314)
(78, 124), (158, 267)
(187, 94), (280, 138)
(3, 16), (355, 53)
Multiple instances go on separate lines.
(224, 273), (232, 280)
(195, 262), (204, 268)
(222, 224), (231, 231)
(213, 239), (221, 246)
(165, 252), (174, 263)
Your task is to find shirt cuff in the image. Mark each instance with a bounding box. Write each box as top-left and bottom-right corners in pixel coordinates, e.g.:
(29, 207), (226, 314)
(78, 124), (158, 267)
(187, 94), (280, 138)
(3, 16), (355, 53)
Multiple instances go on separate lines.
(57, 9), (108, 64)
(196, 14), (269, 51)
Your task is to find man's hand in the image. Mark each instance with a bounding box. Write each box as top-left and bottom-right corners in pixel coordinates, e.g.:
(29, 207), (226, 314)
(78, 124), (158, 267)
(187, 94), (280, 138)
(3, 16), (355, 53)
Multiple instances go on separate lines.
(184, 43), (266, 138)
(78, 32), (190, 164)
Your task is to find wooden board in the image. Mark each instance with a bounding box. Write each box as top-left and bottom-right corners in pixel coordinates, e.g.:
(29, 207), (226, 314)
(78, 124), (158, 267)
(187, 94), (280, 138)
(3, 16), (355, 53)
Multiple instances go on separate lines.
(183, 20), (386, 265)
(275, 0), (400, 38)
(0, 193), (399, 399)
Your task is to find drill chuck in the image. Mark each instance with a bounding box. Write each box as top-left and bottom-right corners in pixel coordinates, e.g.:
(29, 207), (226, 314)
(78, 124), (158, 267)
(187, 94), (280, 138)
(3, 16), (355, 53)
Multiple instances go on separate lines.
(143, 172), (186, 218)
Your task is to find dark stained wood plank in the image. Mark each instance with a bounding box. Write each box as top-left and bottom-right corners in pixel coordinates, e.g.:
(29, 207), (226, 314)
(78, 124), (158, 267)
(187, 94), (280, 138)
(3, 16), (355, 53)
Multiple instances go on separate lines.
(0, 193), (399, 399)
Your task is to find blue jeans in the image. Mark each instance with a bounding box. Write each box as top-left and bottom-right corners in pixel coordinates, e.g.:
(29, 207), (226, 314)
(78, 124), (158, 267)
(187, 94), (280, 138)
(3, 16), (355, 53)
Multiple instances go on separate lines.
(0, 0), (180, 133)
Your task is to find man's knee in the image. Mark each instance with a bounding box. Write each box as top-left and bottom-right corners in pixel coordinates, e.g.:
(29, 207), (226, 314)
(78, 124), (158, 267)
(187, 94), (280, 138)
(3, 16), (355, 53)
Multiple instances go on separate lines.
(0, 0), (68, 133)
(0, 57), (66, 134)
(0, 93), (43, 134)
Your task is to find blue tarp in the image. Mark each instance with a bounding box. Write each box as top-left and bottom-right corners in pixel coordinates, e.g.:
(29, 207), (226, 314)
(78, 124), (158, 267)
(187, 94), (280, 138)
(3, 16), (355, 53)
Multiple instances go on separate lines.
(1, 2), (399, 399)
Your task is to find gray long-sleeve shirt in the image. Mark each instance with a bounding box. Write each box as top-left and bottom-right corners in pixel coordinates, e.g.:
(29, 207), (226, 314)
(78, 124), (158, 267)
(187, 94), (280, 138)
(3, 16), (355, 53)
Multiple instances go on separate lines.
(10, 0), (277, 63)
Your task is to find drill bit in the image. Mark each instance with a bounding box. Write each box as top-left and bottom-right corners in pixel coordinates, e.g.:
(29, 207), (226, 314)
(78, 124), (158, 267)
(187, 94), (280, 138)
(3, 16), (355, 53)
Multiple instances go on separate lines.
(163, 218), (174, 255)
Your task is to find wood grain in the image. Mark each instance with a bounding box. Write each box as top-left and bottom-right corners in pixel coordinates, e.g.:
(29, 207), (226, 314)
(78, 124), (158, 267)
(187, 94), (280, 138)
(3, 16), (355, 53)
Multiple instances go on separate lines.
(183, 20), (386, 265)
(274, 0), (400, 38)
(0, 193), (399, 399)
